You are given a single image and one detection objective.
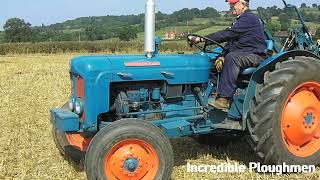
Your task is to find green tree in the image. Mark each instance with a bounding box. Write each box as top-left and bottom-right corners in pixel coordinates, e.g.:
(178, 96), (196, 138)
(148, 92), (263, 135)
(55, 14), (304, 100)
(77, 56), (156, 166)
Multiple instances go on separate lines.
(257, 7), (272, 22)
(279, 13), (291, 31)
(200, 7), (220, 18)
(172, 8), (194, 21)
(315, 28), (320, 39)
(304, 13), (317, 22)
(84, 20), (97, 41)
(266, 22), (281, 34)
(116, 26), (138, 41)
(301, 3), (307, 8)
(4, 18), (33, 42)
(0, 32), (4, 43)
(312, 3), (318, 8)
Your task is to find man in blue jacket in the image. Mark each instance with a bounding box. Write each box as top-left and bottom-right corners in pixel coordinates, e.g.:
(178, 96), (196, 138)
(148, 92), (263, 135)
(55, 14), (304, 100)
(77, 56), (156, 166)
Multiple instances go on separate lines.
(189, 0), (266, 111)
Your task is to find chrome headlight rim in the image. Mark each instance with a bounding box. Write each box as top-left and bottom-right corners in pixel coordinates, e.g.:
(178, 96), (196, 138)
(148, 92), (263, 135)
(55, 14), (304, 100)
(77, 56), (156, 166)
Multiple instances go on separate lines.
(68, 97), (75, 111)
(75, 98), (84, 115)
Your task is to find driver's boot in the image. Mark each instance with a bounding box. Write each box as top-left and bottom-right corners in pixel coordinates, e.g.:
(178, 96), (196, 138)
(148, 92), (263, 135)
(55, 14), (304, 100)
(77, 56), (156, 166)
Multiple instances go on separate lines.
(208, 97), (230, 111)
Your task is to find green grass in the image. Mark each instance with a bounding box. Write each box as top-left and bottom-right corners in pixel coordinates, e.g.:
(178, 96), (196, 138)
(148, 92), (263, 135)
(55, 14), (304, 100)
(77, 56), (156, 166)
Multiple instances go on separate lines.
(189, 18), (211, 25)
(62, 28), (83, 33)
(195, 26), (228, 36)
(305, 22), (320, 30)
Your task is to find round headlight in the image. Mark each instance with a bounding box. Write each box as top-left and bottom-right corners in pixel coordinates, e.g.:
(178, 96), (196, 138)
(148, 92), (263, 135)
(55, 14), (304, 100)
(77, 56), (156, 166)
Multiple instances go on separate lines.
(75, 98), (84, 115)
(69, 97), (75, 111)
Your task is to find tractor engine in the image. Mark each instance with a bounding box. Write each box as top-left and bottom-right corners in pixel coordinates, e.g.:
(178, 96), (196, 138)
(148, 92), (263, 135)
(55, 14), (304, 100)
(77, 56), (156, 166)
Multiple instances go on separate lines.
(110, 81), (190, 121)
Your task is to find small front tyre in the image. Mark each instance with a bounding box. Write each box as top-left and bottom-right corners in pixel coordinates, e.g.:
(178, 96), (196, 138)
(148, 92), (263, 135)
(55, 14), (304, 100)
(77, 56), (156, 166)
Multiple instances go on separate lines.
(85, 119), (174, 180)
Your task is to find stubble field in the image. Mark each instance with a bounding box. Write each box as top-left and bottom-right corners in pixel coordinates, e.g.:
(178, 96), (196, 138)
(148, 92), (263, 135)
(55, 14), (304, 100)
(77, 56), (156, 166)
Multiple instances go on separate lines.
(0, 54), (320, 180)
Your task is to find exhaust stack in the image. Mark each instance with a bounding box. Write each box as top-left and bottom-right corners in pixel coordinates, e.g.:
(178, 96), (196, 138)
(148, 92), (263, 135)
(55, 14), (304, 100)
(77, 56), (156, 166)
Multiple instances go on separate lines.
(144, 0), (155, 58)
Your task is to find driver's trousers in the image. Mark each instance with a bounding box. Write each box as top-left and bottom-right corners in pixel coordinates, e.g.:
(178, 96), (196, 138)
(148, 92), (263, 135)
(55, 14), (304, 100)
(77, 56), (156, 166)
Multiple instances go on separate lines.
(218, 52), (264, 98)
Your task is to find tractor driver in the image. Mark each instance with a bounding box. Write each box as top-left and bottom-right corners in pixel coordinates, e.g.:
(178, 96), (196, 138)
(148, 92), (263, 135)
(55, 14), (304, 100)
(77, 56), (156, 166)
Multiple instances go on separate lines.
(189, 0), (267, 111)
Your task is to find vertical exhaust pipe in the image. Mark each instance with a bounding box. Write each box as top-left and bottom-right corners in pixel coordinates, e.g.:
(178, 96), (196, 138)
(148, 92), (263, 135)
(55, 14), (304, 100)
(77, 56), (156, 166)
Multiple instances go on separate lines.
(144, 0), (155, 58)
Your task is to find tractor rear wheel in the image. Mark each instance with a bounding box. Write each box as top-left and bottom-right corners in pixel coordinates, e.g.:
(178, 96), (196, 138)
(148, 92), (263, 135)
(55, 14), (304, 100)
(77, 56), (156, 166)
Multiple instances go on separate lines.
(248, 57), (320, 165)
(52, 102), (92, 163)
(85, 119), (174, 180)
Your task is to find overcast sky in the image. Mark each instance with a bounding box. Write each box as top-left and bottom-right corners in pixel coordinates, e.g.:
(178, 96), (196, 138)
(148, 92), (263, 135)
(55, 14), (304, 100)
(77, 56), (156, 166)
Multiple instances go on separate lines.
(0, 0), (317, 30)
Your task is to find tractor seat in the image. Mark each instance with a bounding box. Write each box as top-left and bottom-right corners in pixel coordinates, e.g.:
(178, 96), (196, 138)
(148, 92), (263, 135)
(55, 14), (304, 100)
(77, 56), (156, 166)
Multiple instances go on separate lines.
(240, 40), (273, 76)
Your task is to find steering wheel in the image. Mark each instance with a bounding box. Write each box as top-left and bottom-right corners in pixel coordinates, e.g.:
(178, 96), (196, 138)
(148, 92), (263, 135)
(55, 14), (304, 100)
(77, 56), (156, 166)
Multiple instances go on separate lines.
(187, 34), (226, 53)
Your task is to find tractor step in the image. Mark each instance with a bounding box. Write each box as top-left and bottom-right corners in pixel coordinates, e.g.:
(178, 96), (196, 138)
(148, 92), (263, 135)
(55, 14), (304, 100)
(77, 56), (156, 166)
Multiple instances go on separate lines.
(211, 119), (242, 130)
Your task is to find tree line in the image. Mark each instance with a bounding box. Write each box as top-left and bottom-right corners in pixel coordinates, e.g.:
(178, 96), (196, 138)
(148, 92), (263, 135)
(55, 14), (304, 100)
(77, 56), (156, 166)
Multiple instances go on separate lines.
(1, 4), (320, 44)
(1, 7), (219, 43)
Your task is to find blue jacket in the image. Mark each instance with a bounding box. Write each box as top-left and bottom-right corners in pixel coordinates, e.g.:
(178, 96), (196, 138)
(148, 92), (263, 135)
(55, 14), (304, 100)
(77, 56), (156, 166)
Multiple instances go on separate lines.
(206, 10), (267, 55)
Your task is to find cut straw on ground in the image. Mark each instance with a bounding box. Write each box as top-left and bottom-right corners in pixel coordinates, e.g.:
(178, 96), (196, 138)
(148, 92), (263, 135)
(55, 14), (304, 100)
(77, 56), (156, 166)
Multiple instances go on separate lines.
(0, 54), (319, 180)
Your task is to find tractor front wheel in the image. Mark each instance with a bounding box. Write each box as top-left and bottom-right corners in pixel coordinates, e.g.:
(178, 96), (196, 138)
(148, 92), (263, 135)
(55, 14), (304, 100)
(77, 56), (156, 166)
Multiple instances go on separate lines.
(248, 57), (320, 165)
(85, 119), (174, 180)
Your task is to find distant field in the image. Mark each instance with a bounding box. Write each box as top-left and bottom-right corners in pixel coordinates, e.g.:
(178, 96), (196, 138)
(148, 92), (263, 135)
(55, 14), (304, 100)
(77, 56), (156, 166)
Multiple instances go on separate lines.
(195, 26), (228, 36)
(189, 18), (212, 25)
(302, 8), (320, 14)
(1, 54), (320, 179)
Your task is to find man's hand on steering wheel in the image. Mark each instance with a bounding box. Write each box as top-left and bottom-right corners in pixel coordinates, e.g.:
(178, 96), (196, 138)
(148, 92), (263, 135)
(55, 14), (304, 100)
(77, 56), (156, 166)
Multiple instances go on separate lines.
(187, 35), (204, 45)
(187, 34), (226, 53)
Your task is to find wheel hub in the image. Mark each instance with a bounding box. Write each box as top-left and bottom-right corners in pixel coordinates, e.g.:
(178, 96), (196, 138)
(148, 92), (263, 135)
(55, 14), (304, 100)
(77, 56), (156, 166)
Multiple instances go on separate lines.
(104, 139), (158, 179)
(304, 112), (313, 125)
(281, 82), (320, 157)
(124, 157), (139, 172)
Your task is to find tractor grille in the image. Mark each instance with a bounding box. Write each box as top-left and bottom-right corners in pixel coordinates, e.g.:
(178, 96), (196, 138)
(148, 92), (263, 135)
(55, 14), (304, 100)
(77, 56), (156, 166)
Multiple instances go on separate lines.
(73, 74), (85, 120)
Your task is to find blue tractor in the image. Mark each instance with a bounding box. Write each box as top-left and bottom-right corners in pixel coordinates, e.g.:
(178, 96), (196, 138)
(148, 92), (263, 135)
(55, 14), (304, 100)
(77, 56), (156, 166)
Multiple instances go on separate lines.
(50, 0), (320, 179)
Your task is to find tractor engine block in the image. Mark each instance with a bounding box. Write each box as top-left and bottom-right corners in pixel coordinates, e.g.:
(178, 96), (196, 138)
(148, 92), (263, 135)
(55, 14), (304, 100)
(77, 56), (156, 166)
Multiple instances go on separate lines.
(111, 81), (165, 120)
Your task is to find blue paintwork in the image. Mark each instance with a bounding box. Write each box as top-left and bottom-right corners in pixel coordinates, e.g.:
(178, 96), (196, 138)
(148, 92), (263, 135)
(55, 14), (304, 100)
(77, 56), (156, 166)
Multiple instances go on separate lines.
(51, 108), (80, 131)
(305, 113), (313, 125)
(67, 53), (211, 131)
(124, 158), (138, 172)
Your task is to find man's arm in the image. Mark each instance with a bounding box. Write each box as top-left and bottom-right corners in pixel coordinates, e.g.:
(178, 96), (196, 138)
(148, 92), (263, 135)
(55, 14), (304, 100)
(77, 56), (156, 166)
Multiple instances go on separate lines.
(205, 16), (251, 43)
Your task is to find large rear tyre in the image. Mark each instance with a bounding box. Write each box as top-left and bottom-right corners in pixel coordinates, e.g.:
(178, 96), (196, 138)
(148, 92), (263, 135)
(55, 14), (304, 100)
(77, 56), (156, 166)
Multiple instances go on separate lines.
(52, 102), (92, 163)
(85, 119), (174, 180)
(248, 57), (320, 165)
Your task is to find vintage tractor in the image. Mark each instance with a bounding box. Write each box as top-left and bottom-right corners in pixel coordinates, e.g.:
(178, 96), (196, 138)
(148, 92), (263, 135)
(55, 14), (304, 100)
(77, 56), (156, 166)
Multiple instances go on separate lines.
(50, 0), (320, 179)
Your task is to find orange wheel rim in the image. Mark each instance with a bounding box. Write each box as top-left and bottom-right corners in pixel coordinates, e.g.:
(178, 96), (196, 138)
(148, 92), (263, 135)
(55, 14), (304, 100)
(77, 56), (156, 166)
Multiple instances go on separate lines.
(65, 133), (92, 151)
(104, 139), (159, 180)
(281, 82), (320, 157)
